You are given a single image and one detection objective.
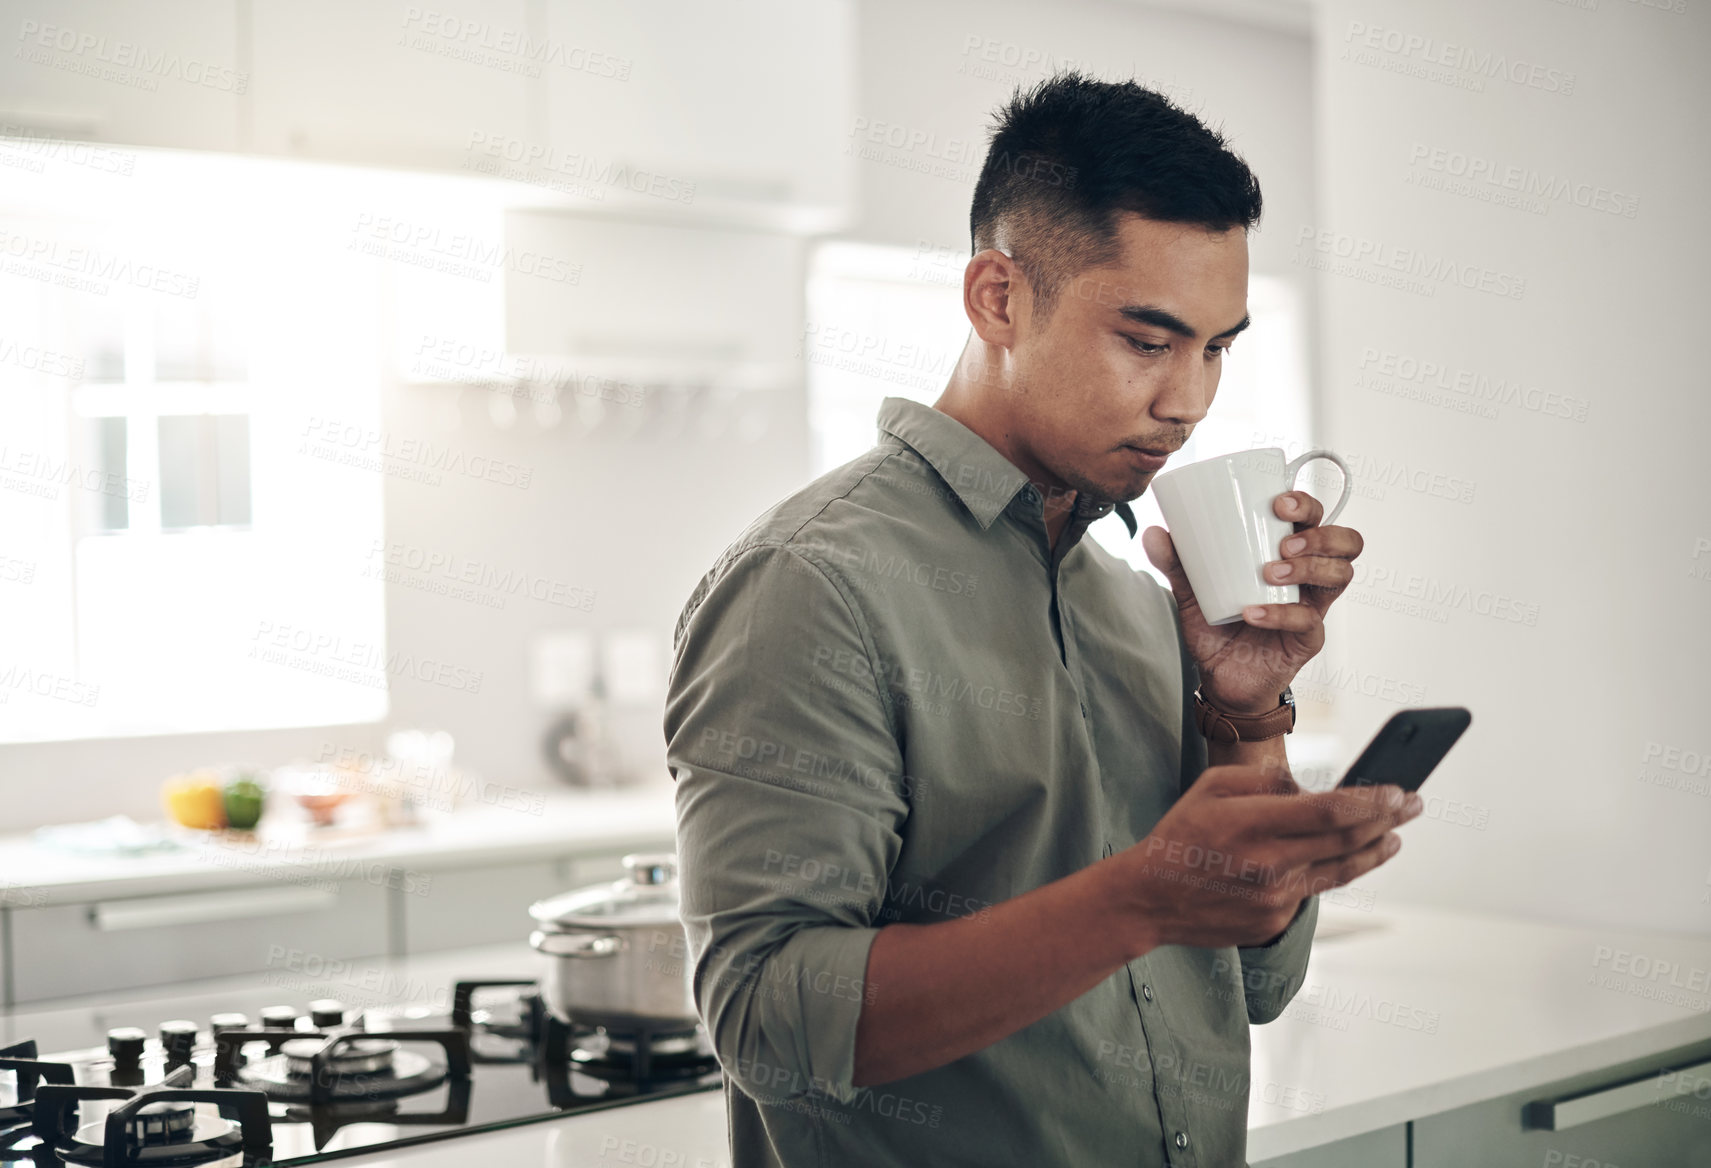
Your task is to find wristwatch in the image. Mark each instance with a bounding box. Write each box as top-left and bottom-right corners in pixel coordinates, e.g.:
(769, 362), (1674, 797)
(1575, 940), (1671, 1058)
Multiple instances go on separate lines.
(1193, 685), (1295, 743)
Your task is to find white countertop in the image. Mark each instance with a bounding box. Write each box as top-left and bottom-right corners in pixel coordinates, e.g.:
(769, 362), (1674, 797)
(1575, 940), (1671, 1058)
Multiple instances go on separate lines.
(0, 786), (679, 905)
(7, 898), (1706, 1164)
(240, 898), (1707, 1166)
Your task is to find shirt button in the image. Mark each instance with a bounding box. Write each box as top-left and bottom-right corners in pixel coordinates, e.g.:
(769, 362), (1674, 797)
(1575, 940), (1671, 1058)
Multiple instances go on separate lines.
(1175, 1131), (1189, 1149)
(1142, 984), (1153, 1002)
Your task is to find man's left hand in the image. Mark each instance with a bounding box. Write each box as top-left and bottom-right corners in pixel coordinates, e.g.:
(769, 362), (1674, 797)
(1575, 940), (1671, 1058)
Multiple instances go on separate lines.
(1141, 490), (1365, 714)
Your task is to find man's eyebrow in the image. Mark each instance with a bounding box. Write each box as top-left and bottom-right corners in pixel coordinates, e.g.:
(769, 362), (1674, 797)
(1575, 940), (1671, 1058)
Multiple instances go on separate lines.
(1116, 304), (1252, 340)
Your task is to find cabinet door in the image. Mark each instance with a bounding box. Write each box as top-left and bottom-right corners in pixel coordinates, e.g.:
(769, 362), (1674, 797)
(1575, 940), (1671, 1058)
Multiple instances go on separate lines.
(400, 851), (646, 953)
(247, 0), (532, 171)
(3, 0), (245, 152)
(1414, 1039), (1711, 1167)
(9, 880), (388, 1004)
(1251, 1123), (1406, 1168)
(538, 0), (855, 211)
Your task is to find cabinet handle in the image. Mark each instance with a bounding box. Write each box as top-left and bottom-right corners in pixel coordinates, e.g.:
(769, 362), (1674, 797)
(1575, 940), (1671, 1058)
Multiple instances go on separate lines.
(1523, 1057), (1711, 1130)
(90, 887), (338, 931)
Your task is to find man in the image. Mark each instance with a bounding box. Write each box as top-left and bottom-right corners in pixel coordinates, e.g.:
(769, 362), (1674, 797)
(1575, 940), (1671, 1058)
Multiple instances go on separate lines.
(664, 72), (1421, 1167)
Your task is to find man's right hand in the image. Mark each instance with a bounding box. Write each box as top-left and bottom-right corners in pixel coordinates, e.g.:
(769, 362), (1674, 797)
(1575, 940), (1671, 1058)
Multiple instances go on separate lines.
(1112, 763), (1423, 954)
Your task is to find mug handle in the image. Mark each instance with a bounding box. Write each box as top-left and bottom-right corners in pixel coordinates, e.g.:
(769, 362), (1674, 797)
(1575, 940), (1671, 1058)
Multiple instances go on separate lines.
(1282, 449), (1353, 526)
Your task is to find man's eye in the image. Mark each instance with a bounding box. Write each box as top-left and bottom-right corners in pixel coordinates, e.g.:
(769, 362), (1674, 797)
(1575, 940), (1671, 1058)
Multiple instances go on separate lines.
(1206, 343), (1232, 359)
(1125, 336), (1165, 354)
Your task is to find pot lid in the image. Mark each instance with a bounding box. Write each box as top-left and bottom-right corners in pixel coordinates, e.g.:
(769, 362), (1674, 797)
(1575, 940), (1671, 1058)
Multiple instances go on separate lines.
(529, 852), (682, 929)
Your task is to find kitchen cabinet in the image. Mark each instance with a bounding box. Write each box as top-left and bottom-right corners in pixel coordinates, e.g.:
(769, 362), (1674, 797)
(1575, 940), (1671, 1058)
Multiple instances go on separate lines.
(246, 0), (533, 172)
(501, 211), (806, 377)
(1250, 1123), (1406, 1168)
(537, 0), (855, 213)
(1412, 1037), (1711, 1168)
(1, 844), (657, 1004)
(400, 852), (632, 953)
(1, 0), (246, 151)
(7, 880), (388, 1003)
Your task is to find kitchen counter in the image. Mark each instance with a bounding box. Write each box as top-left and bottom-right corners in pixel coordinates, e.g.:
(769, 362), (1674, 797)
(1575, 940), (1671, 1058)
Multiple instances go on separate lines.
(295, 899), (1710, 1167)
(6, 898), (1706, 1165)
(0, 785), (678, 906)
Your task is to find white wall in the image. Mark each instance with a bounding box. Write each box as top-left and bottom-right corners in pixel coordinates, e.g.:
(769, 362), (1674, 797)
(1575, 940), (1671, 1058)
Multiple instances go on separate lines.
(1310, 0), (1711, 932)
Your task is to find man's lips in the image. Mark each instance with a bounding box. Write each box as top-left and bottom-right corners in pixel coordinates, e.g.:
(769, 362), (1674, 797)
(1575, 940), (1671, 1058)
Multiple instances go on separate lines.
(1120, 444), (1177, 471)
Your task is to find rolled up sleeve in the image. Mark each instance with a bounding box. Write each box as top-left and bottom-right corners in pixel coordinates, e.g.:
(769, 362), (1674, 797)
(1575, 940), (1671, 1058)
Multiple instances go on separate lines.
(664, 542), (910, 1107)
(1237, 891), (1318, 1023)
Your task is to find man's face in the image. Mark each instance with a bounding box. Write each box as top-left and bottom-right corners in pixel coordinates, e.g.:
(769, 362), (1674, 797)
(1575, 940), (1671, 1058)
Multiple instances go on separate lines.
(1001, 213), (1250, 504)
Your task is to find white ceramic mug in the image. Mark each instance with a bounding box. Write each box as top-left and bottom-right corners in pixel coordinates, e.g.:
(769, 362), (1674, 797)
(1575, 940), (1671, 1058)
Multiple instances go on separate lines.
(1149, 446), (1353, 625)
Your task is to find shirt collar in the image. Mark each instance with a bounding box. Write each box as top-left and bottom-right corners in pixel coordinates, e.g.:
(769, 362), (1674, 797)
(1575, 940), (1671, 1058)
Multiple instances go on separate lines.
(876, 397), (1138, 538)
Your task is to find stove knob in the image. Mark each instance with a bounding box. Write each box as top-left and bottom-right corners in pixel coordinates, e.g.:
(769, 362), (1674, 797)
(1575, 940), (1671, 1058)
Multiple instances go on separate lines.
(107, 1026), (147, 1068)
(160, 1020), (198, 1063)
(258, 1005), (297, 1032)
(210, 1012), (250, 1035)
(308, 999), (346, 1028)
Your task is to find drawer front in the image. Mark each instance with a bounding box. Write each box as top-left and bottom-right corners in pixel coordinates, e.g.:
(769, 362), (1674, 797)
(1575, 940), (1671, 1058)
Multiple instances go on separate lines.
(1414, 1039), (1711, 1168)
(1251, 1122), (1406, 1168)
(10, 881), (389, 1004)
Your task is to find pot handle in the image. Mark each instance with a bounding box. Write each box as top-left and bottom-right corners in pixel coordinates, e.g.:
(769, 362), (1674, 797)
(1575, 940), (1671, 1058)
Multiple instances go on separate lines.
(530, 929), (623, 958)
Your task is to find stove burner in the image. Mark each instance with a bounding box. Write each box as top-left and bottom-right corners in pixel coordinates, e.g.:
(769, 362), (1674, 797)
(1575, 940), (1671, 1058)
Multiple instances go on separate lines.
(123, 1098), (198, 1143)
(234, 1030), (470, 1105)
(0, 1040), (74, 1126)
(30, 1063), (271, 1167)
(281, 1037), (398, 1078)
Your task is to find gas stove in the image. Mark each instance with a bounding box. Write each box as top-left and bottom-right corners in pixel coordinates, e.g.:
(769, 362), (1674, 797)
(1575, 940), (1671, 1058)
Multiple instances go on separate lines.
(0, 979), (722, 1166)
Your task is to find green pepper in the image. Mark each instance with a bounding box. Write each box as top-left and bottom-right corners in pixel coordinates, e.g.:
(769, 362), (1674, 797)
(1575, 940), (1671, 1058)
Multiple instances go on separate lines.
(223, 775), (267, 831)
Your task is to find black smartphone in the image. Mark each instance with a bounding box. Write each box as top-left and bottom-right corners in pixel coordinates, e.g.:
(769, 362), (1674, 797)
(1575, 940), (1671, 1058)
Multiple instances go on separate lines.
(1335, 707), (1472, 792)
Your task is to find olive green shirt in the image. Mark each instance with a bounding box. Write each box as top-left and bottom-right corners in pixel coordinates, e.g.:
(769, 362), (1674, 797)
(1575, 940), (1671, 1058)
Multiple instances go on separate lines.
(665, 397), (1318, 1168)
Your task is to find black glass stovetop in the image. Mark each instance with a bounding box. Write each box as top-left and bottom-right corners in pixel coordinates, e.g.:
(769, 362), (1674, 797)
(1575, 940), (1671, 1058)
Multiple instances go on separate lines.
(0, 980), (723, 1166)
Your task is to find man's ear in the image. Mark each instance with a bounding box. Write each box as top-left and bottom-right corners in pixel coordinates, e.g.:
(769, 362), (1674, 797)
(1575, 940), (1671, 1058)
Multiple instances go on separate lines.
(963, 247), (1021, 349)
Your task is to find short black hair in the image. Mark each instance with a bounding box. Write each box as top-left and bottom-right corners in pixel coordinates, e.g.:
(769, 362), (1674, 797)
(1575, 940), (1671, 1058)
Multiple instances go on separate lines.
(969, 71), (1262, 322)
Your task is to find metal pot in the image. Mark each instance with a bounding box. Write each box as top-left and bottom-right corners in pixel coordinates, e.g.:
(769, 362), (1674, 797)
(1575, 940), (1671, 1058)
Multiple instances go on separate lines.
(527, 852), (699, 1031)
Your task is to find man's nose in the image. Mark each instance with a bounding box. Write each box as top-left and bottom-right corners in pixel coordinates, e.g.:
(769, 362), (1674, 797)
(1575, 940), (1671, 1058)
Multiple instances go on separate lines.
(1150, 354), (1213, 427)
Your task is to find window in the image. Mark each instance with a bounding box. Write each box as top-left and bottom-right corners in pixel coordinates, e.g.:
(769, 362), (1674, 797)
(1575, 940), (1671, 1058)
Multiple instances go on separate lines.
(0, 146), (415, 742)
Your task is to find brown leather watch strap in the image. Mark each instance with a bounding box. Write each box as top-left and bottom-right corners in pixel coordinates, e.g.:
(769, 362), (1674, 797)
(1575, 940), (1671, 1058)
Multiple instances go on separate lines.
(1193, 687), (1295, 742)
